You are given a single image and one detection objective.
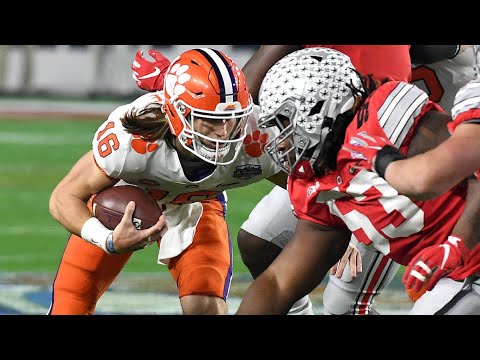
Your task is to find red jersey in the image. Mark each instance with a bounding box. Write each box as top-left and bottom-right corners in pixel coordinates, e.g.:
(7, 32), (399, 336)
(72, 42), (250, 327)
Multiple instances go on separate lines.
(288, 81), (478, 280)
(303, 45), (411, 83)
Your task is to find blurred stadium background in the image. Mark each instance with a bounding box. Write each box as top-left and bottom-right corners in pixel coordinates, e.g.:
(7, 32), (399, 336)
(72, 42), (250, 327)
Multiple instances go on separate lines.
(0, 45), (410, 314)
(0, 45), (259, 98)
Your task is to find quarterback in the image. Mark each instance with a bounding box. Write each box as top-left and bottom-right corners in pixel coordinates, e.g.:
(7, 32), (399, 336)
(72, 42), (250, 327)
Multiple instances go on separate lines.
(48, 48), (285, 315)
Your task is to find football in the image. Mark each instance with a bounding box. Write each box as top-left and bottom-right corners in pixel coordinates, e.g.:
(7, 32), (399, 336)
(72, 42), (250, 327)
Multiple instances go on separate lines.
(92, 185), (163, 230)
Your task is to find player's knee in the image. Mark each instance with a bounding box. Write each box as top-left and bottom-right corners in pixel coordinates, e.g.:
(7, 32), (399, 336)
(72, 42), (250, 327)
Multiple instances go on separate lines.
(48, 293), (96, 315)
(237, 229), (282, 278)
(322, 279), (354, 315)
(323, 278), (378, 315)
(181, 265), (227, 299)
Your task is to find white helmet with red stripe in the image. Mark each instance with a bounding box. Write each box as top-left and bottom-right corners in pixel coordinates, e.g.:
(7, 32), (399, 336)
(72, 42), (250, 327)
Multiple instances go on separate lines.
(162, 47), (253, 165)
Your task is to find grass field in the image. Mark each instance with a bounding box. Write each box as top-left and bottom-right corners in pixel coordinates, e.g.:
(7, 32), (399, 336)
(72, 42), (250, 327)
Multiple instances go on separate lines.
(0, 118), (275, 274)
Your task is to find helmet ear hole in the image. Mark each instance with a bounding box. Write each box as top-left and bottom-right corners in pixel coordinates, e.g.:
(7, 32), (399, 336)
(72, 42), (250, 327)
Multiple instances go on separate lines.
(308, 101), (325, 116)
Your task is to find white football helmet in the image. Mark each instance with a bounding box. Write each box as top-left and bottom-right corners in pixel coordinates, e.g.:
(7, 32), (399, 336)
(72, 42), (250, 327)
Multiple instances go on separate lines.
(258, 47), (363, 173)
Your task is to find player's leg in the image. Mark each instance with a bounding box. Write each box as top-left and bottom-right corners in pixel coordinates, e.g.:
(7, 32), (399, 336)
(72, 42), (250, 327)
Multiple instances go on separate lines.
(48, 233), (132, 315)
(409, 275), (480, 315)
(168, 197), (231, 315)
(47, 197), (132, 315)
(238, 185), (313, 315)
(322, 239), (401, 315)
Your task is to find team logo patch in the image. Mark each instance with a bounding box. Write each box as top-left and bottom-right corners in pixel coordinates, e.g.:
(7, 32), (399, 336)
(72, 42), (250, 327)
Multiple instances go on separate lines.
(131, 135), (159, 154)
(243, 130), (269, 157)
(307, 181), (321, 197)
(233, 164), (262, 180)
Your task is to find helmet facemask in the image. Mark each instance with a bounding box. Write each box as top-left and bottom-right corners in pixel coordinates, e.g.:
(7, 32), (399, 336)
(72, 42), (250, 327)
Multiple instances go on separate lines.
(173, 96), (253, 165)
(259, 96), (305, 173)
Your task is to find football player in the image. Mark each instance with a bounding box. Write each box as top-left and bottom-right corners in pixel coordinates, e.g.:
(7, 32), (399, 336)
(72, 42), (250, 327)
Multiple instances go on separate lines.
(48, 48), (286, 315)
(237, 44), (476, 315)
(342, 47), (480, 307)
(235, 47), (480, 315)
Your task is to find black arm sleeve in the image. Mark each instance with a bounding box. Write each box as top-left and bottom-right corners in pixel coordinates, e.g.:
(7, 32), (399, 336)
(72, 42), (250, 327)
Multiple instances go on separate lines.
(410, 45), (460, 64)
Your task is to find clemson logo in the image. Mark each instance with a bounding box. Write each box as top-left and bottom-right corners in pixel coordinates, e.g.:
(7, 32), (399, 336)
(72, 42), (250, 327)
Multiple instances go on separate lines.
(164, 63), (191, 99)
(131, 135), (159, 154)
(243, 130), (269, 158)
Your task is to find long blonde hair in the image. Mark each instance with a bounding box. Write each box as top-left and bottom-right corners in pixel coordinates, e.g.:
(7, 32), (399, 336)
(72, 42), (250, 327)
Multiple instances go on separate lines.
(120, 102), (172, 144)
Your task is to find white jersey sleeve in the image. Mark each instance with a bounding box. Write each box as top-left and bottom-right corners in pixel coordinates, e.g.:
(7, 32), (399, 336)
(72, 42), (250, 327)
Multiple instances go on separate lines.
(412, 46), (476, 113)
(92, 92), (164, 178)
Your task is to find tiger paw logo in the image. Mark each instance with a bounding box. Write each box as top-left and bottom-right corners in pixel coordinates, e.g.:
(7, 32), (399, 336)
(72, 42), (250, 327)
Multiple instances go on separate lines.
(164, 62), (191, 99)
(131, 135), (159, 154)
(243, 130), (269, 158)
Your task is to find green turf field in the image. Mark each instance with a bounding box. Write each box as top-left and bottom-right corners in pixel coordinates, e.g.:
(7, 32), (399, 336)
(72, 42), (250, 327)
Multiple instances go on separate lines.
(0, 118), (275, 274)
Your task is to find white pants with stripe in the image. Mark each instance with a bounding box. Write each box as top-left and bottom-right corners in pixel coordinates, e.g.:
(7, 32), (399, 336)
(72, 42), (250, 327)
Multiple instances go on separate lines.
(409, 275), (480, 315)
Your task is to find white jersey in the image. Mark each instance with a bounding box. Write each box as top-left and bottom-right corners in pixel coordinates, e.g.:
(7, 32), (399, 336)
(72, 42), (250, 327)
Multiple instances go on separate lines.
(92, 92), (282, 205)
(92, 92), (282, 263)
(412, 46), (476, 113)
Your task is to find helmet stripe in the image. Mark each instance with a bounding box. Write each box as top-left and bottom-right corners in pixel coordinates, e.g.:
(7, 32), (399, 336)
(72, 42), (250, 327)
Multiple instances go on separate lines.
(196, 48), (237, 103)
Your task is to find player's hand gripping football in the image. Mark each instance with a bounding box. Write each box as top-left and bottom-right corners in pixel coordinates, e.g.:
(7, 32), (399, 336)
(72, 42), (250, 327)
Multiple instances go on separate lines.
(132, 49), (171, 91)
(112, 201), (167, 254)
(330, 242), (362, 281)
(402, 235), (471, 301)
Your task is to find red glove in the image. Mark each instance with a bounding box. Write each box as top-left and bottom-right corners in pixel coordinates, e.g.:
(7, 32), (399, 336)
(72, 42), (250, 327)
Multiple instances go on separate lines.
(403, 235), (471, 301)
(131, 49), (171, 91)
(342, 132), (404, 177)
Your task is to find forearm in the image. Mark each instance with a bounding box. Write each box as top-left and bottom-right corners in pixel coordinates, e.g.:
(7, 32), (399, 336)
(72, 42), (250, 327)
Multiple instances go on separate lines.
(384, 153), (459, 200)
(383, 134), (480, 200)
(450, 179), (480, 250)
(235, 271), (293, 314)
(49, 150), (117, 236)
(49, 190), (95, 236)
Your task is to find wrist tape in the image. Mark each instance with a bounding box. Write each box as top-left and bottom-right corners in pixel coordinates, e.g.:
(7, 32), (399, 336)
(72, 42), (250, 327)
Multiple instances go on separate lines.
(374, 145), (405, 178)
(80, 217), (114, 254)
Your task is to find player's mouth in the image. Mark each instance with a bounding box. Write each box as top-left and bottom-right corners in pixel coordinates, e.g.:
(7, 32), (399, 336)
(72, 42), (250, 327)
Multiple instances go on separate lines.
(201, 140), (228, 150)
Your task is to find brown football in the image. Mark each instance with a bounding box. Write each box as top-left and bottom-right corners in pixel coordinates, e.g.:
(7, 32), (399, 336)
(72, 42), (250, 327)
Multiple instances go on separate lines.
(92, 185), (162, 230)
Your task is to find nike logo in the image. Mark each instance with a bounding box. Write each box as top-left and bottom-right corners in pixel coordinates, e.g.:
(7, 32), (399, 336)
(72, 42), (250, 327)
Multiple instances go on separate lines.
(138, 67), (161, 80)
(440, 244), (450, 269)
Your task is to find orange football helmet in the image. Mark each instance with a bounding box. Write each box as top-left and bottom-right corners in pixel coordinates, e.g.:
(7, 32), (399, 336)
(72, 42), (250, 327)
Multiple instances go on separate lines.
(162, 48), (253, 165)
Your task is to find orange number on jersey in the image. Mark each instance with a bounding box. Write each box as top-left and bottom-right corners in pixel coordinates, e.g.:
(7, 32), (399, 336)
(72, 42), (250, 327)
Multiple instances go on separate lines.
(97, 121), (119, 158)
(146, 189), (221, 205)
(411, 66), (444, 103)
(170, 191), (221, 204)
(146, 189), (169, 202)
